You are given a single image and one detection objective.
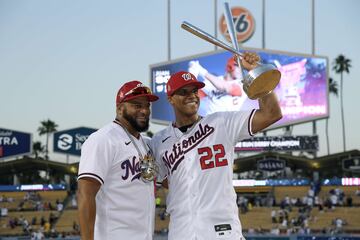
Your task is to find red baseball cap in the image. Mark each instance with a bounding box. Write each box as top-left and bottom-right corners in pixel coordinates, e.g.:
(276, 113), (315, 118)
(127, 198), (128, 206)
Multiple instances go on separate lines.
(116, 80), (159, 105)
(166, 71), (205, 96)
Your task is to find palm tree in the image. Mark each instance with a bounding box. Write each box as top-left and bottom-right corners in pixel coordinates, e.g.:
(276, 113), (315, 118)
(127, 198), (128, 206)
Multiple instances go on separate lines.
(33, 141), (44, 159)
(38, 119), (58, 159)
(326, 77), (338, 155)
(332, 54), (352, 151)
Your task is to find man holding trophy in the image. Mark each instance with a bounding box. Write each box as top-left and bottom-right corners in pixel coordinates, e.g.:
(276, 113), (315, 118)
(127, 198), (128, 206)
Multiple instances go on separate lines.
(77, 81), (159, 240)
(150, 52), (282, 239)
(150, 3), (282, 238)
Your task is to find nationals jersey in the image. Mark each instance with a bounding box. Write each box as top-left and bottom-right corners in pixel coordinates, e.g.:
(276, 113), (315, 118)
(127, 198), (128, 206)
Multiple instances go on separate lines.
(78, 122), (155, 240)
(199, 78), (247, 116)
(150, 110), (256, 240)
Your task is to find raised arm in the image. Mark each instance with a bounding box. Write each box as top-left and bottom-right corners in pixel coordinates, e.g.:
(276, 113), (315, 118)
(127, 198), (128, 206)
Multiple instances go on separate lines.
(188, 60), (241, 96)
(239, 53), (282, 133)
(252, 92), (282, 133)
(203, 72), (241, 96)
(77, 178), (101, 240)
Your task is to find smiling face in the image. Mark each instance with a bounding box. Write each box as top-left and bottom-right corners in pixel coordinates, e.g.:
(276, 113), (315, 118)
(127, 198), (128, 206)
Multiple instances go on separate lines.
(117, 96), (151, 132)
(168, 85), (200, 120)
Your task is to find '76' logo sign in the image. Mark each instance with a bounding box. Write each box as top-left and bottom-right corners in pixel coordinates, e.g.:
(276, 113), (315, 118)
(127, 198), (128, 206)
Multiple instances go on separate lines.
(219, 6), (255, 44)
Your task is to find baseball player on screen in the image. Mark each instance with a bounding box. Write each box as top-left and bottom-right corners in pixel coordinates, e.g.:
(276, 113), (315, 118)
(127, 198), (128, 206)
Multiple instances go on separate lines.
(149, 52), (282, 240)
(188, 56), (247, 115)
(77, 81), (159, 240)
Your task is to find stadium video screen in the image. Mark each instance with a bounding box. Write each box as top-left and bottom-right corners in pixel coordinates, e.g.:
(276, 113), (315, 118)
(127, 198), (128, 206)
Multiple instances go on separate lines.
(150, 49), (328, 129)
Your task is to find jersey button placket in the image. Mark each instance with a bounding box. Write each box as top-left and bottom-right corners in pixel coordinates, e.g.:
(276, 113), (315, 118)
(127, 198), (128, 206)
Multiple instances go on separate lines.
(191, 176), (200, 240)
(190, 174), (197, 198)
(190, 180), (198, 218)
(186, 165), (197, 239)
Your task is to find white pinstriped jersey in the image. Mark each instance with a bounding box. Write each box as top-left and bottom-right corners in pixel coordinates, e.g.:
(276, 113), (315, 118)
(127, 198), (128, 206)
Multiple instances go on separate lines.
(78, 122), (155, 240)
(149, 110), (256, 240)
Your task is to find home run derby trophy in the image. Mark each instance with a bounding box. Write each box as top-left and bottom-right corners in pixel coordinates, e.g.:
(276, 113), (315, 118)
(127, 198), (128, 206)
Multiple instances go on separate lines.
(181, 2), (281, 99)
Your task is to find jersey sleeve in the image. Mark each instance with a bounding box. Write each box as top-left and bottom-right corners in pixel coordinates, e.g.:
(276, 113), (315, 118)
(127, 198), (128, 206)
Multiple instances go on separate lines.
(149, 136), (168, 182)
(77, 133), (115, 185)
(222, 109), (257, 144)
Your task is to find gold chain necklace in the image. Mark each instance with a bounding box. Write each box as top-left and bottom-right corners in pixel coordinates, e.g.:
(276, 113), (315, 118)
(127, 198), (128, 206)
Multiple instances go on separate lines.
(113, 119), (158, 182)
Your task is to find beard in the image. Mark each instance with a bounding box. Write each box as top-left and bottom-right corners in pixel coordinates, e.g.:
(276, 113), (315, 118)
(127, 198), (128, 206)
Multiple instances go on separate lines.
(122, 108), (149, 132)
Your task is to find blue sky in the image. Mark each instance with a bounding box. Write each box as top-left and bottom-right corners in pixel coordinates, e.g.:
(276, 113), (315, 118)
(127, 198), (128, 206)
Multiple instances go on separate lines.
(0, 0), (359, 162)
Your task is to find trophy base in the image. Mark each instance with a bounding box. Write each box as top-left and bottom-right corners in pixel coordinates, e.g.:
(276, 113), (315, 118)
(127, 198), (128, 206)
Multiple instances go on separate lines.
(243, 64), (281, 100)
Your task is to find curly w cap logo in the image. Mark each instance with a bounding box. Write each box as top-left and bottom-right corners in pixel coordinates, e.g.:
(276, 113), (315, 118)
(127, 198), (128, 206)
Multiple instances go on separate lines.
(135, 83), (145, 88)
(181, 73), (193, 81)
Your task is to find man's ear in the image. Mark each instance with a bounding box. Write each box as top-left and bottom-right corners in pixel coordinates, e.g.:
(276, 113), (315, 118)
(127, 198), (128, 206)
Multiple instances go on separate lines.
(116, 103), (124, 115)
(167, 96), (174, 105)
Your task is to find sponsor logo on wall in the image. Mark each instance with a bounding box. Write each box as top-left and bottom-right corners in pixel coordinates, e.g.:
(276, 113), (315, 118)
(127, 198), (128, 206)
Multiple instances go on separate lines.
(53, 127), (97, 156)
(0, 128), (32, 159)
(257, 158), (286, 172)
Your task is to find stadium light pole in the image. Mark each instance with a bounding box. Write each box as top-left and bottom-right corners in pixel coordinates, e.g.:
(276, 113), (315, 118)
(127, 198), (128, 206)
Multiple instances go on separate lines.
(262, 0), (267, 137)
(311, 0), (320, 183)
(167, 0), (171, 61)
(311, 0), (317, 158)
(262, 0), (265, 50)
(214, 0), (218, 51)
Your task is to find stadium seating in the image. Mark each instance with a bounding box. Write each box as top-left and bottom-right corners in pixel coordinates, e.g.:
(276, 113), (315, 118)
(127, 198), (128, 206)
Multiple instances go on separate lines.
(239, 206), (360, 233)
(0, 191), (25, 210)
(0, 210), (58, 235)
(235, 186), (272, 193)
(273, 186), (310, 201)
(1, 187), (360, 237)
(319, 186), (360, 205)
(37, 190), (67, 201)
(154, 210), (170, 234)
(55, 209), (78, 232)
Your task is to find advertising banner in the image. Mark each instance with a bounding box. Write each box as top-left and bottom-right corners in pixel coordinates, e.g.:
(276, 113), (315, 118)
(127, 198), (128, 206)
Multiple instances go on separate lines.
(342, 157), (360, 172)
(0, 127), (32, 160)
(219, 6), (255, 44)
(53, 127), (97, 156)
(235, 135), (318, 152)
(257, 158), (286, 172)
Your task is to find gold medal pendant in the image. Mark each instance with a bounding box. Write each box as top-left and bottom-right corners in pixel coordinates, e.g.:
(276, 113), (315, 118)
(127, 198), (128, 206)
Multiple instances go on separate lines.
(113, 119), (159, 183)
(140, 154), (159, 182)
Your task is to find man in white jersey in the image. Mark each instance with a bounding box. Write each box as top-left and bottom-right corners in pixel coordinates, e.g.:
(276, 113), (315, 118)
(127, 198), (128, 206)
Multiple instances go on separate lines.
(189, 56), (247, 115)
(150, 52), (282, 240)
(77, 80), (159, 240)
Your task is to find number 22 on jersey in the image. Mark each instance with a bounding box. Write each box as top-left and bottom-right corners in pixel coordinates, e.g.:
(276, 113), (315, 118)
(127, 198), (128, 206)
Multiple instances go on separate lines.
(198, 144), (228, 170)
